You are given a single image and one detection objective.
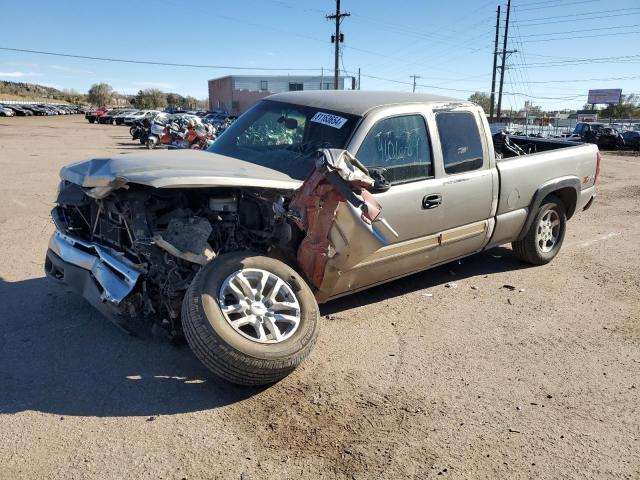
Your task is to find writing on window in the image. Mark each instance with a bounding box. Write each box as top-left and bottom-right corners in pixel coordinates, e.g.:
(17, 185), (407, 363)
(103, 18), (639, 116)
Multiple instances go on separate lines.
(356, 115), (432, 184)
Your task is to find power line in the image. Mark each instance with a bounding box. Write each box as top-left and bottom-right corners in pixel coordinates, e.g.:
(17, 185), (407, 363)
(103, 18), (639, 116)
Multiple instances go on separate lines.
(513, 8), (640, 26)
(0, 46), (322, 71)
(516, 23), (640, 38)
(514, 0), (599, 12)
(521, 30), (640, 43)
(514, 0), (593, 7)
(500, 74), (640, 84)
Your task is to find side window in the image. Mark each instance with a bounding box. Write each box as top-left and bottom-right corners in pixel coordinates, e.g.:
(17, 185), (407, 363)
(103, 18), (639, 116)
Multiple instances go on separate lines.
(356, 114), (432, 184)
(436, 112), (484, 174)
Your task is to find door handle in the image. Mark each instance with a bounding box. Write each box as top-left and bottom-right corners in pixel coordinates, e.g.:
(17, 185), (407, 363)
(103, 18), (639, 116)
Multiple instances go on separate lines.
(422, 194), (442, 209)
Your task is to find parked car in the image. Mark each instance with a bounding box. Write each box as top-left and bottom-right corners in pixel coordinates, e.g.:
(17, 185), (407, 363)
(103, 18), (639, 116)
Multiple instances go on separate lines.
(573, 122), (625, 150)
(85, 107), (108, 123)
(45, 91), (599, 386)
(0, 106), (15, 116)
(203, 112), (229, 126)
(123, 110), (159, 125)
(4, 105), (32, 116)
(622, 130), (640, 151)
(113, 109), (135, 125)
(97, 109), (123, 124)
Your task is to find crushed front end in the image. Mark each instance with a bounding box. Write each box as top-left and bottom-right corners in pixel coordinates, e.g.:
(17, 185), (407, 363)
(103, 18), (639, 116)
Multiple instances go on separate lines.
(45, 180), (294, 335)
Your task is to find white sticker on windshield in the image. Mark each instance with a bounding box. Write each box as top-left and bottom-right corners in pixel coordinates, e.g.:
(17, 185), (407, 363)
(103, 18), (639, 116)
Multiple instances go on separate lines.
(310, 112), (348, 129)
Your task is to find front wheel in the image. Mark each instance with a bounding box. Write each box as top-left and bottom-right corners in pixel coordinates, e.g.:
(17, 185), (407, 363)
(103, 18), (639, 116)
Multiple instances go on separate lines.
(512, 195), (566, 265)
(181, 252), (319, 386)
(146, 137), (157, 149)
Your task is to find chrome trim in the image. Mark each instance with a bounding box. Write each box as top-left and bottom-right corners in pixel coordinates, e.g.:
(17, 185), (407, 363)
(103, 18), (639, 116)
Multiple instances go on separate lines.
(48, 231), (140, 304)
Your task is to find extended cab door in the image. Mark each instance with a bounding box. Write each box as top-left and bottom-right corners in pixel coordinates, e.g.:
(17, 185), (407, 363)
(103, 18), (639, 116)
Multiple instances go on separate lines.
(318, 105), (445, 299)
(430, 107), (497, 261)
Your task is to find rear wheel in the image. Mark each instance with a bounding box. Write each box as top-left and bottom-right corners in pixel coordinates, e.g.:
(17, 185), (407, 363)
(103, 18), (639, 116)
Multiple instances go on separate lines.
(512, 195), (566, 265)
(181, 252), (319, 385)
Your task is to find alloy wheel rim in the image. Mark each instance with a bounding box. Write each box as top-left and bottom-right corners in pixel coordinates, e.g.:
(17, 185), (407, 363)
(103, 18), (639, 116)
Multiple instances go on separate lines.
(536, 209), (560, 253)
(218, 268), (301, 344)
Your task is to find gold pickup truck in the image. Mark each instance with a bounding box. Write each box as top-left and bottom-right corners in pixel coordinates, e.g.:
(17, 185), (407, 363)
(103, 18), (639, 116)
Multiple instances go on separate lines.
(46, 90), (599, 385)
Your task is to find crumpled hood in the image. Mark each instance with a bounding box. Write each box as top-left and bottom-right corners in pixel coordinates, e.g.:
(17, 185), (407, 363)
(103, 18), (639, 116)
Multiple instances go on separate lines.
(60, 149), (302, 193)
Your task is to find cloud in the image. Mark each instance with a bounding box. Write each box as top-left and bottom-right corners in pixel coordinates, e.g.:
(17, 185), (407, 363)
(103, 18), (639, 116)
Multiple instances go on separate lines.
(133, 81), (174, 89)
(0, 71), (43, 78)
(48, 64), (95, 75)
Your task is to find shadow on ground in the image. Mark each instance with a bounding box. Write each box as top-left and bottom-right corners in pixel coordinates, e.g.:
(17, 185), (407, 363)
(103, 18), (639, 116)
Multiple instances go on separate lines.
(0, 276), (261, 417)
(322, 246), (527, 314)
(0, 247), (526, 417)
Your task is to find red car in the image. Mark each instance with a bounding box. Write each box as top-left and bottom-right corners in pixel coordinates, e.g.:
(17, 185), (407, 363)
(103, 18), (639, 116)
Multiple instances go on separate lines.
(85, 107), (110, 124)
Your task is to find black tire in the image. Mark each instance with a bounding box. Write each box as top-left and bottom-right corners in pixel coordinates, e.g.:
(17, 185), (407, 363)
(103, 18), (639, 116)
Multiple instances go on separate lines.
(512, 195), (567, 265)
(181, 252), (319, 386)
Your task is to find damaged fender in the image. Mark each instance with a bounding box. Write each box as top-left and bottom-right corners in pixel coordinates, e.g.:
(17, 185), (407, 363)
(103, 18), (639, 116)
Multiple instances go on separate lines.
(290, 149), (397, 292)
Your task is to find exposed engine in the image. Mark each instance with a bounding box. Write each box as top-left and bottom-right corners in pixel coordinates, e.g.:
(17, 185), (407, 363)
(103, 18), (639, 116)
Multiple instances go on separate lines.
(52, 182), (295, 335)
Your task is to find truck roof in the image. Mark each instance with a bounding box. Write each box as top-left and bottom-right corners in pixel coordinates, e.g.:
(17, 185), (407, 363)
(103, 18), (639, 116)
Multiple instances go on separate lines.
(265, 90), (468, 116)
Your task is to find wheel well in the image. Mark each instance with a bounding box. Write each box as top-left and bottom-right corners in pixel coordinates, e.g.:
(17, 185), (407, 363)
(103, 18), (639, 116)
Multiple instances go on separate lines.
(544, 187), (577, 219)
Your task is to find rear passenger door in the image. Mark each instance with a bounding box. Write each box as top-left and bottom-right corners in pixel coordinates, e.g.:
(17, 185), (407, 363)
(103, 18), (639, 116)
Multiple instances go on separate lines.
(433, 109), (495, 261)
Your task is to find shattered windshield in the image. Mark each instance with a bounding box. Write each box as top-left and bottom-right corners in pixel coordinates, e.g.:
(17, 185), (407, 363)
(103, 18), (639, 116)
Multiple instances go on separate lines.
(208, 100), (360, 180)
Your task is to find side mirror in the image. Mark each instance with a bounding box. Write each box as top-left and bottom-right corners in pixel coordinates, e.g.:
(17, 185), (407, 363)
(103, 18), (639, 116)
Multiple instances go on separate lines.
(367, 167), (391, 193)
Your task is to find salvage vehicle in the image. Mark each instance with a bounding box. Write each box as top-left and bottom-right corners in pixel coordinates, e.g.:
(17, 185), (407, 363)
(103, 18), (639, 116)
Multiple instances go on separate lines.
(45, 91), (599, 385)
(6, 105), (33, 116)
(86, 107), (109, 123)
(0, 105), (15, 116)
(113, 109), (135, 125)
(573, 122), (625, 150)
(123, 110), (160, 125)
(622, 130), (640, 151)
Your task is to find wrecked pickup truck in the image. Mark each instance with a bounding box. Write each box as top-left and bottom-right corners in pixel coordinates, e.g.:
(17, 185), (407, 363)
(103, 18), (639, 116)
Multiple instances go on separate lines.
(46, 91), (599, 385)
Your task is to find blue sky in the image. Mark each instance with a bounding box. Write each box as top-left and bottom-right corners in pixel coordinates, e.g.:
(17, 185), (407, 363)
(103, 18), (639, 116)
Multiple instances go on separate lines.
(1, 0), (639, 110)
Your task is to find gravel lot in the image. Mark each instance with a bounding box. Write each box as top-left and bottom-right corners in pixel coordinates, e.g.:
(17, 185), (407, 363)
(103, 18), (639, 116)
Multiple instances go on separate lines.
(0, 115), (638, 479)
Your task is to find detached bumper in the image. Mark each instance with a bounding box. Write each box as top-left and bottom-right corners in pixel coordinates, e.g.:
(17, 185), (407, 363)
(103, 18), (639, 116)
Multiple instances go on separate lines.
(45, 231), (141, 330)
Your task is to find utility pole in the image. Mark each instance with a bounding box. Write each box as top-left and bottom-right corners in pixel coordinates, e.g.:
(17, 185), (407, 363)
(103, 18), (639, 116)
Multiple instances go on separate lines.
(410, 74), (421, 93)
(496, 0), (512, 122)
(489, 5), (501, 122)
(326, 0), (350, 90)
(358, 67), (361, 90)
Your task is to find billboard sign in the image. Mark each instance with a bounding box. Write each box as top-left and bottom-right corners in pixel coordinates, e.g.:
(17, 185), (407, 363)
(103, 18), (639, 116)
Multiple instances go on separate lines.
(588, 89), (622, 105)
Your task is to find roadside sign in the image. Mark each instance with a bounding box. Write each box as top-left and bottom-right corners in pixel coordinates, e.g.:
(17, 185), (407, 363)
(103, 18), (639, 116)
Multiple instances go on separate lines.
(588, 89), (622, 105)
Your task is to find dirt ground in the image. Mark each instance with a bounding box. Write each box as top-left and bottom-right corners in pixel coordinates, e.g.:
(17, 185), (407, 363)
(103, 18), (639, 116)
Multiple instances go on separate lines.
(0, 115), (638, 479)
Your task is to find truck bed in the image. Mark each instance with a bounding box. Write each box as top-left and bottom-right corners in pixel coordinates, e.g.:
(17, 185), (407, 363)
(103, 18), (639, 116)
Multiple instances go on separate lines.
(495, 137), (598, 217)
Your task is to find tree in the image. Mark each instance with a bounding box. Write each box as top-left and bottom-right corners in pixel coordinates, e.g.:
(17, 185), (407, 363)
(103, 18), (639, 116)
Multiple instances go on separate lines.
(87, 83), (114, 106)
(166, 92), (186, 107)
(600, 94), (640, 119)
(523, 100), (542, 115)
(133, 88), (168, 109)
(468, 92), (491, 113)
